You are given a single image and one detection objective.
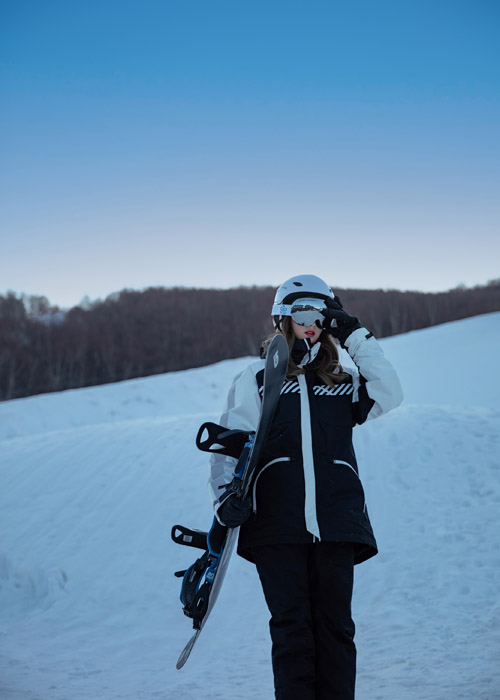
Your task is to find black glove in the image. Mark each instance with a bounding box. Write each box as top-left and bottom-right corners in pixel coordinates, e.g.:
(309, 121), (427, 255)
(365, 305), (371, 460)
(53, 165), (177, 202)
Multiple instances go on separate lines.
(217, 489), (252, 528)
(321, 296), (361, 347)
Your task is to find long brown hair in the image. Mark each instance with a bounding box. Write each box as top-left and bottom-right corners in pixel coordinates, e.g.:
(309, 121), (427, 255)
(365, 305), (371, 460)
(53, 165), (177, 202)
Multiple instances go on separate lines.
(262, 316), (349, 386)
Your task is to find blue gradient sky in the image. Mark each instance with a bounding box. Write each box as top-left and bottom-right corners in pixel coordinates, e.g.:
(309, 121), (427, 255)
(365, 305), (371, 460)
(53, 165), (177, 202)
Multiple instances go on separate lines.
(1, 0), (499, 307)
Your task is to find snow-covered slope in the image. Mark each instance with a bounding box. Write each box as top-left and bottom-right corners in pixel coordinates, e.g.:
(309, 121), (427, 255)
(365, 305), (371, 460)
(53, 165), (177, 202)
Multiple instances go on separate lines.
(1, 312), (499, 699)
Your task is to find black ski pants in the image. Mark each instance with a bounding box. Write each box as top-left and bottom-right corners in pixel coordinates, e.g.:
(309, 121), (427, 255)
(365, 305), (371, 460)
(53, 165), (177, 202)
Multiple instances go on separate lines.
(253, 542), (356, 700)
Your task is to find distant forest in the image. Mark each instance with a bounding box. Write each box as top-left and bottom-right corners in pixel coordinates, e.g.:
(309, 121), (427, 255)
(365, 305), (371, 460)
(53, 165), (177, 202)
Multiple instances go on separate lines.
(1, 280), (499, 401)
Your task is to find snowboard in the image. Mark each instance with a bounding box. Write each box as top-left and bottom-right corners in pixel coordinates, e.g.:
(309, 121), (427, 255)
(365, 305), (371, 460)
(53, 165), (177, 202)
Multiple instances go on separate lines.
(172, 333), (289, 669)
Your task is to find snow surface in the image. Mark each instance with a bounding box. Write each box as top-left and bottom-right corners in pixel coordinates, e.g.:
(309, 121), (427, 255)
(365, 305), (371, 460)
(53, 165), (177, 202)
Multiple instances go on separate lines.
(1, 312), (499, 699)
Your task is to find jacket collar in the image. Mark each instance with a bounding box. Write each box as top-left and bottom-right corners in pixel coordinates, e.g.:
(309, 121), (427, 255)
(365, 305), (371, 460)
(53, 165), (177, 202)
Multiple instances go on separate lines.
(292, 338), (321, 368)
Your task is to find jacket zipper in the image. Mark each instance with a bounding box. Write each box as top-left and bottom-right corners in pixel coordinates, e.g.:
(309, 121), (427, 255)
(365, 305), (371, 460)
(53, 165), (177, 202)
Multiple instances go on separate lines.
(252, 457), (292, 513)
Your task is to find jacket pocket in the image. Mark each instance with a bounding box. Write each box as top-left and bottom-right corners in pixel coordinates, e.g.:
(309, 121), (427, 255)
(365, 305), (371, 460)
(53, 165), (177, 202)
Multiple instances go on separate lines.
(331, 459), (367, 513)
(252, 457), (292, 513)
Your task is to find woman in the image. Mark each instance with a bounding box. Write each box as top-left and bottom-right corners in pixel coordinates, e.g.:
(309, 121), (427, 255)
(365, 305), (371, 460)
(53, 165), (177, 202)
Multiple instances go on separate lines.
(209, 274), (403, 700)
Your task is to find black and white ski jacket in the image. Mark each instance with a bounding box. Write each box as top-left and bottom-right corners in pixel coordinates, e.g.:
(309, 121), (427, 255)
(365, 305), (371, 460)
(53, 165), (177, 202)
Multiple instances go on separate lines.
(209, 328), (403, 565)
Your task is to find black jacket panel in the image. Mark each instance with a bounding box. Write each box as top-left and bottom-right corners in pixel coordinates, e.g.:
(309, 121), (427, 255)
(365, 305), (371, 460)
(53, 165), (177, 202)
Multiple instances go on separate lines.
(238, 370), (378, 565)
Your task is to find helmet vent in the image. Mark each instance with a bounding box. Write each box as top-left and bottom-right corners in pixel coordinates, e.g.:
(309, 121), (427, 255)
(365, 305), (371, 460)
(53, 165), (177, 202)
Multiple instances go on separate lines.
(293, 282), (303, 287)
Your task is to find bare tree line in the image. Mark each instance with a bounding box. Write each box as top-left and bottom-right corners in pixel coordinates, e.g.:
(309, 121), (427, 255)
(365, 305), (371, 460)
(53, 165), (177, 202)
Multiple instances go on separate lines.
(1, 280), (499, 401)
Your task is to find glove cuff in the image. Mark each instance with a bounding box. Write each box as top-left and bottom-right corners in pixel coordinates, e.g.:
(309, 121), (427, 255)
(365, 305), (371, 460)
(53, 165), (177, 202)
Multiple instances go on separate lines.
(336, 320), (361, 348)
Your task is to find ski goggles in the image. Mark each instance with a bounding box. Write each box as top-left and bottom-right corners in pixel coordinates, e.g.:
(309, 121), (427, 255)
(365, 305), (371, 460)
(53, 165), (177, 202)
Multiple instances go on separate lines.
(272, 298), (327, 326)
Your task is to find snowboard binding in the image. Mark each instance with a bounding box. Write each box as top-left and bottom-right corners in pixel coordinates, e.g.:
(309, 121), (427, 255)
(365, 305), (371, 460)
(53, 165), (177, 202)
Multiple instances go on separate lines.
(172, 423), (254, 627)
(172, 517), (228, 628)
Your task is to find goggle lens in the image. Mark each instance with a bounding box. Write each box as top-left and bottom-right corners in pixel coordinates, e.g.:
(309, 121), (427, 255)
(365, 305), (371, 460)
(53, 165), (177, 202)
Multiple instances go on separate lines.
(290, 298), (326, 327)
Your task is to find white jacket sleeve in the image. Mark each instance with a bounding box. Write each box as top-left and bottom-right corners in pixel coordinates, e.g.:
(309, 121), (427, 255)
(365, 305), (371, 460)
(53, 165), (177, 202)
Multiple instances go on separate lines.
(344, 327), (404, 422)
(208, 360), (263, 512)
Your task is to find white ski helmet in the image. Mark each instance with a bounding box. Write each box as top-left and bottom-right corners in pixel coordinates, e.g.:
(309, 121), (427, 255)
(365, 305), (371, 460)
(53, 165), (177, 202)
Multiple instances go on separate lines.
(271, 274), (335, 328)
